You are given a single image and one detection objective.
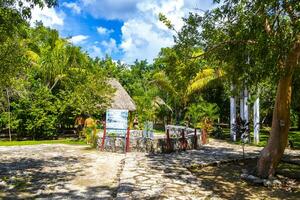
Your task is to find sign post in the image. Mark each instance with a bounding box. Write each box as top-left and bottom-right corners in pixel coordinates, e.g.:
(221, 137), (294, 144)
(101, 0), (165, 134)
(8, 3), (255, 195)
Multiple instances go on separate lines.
(102, 109), (129, 153)
(100, 123), (107, 151)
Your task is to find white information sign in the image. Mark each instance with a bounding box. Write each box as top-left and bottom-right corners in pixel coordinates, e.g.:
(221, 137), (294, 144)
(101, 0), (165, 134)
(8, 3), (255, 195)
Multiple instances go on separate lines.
(106, 109), (128, 130)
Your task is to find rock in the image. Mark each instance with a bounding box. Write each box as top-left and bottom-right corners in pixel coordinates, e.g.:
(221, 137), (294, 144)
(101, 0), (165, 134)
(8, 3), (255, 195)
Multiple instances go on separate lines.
(263, 179), (282, 187)
(272, 179), (282, 187)
(253, 178), (264, 184)
(36, 189), (43, 195)
(247, 175), (257, 180)
(240, 173), (248, 179)
(241, 174), (264, 184)
(263, 180), (272, 187)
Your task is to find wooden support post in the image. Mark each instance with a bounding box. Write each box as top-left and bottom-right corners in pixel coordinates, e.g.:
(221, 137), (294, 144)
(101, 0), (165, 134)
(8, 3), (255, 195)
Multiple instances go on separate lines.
(180, 129), (187, 151)
(194, 128), (198, 149)
(166, 129), (171, 152)
(125, 127), (130, 152)
(100, 123), (106, 151)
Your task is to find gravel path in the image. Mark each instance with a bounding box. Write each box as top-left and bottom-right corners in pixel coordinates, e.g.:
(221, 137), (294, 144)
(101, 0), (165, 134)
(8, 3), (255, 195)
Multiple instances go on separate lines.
(116, 140), (264, 199)
(0, 144), (124, 199)
(0, 140), (299, 199)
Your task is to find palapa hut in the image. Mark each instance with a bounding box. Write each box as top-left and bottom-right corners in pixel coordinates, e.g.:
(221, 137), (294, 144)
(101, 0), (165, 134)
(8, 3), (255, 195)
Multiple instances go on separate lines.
(108, 78), (136, 111)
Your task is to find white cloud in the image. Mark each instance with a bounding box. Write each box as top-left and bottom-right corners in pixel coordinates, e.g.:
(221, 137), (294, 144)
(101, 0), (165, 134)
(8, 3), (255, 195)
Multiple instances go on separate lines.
(89, 45), (104, 58)
(30, 6), (65, 28)
(80, 0), (213, 20)
(118, 0), (215, 63)
(97, 26), (114, 35)
(68, 35), (89, 45)
(101, 38), (118, 54)
(119, 0), (190, 63)
(78, 0), (214, 63)
(63, 2), (81, 14)
(120, 19), (173, 63)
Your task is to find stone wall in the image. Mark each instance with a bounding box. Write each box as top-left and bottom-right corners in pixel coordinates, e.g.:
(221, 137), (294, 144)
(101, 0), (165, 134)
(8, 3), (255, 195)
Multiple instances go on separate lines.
(97, 133), (202, 153)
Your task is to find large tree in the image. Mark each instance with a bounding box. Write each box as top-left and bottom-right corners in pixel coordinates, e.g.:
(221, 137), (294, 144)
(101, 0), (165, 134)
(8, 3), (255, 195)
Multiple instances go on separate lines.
(196, 0), (300, 178)
(156, 13), (227, 124)
(13, 25), (113, 138)
(0, 0), (57, 139)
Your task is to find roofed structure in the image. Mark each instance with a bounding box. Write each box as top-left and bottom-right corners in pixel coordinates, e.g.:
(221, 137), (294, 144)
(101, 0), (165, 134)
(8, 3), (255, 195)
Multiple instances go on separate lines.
(108, 79), (136, 111)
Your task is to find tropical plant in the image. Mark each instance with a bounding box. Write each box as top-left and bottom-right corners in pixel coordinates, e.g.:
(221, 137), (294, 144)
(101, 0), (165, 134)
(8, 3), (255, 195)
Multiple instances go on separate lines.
(185, 98), (219, 129)
(196, 0), (300, 177)
(185, 98), (219, 144)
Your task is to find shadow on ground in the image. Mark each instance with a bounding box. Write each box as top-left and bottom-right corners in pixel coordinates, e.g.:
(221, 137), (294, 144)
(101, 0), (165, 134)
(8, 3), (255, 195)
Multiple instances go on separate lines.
(0, 156), (108, 199)
(144, 145), (299, 199)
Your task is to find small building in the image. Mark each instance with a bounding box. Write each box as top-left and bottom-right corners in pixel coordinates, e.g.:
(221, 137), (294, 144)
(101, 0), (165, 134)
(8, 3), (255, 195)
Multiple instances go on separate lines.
(108, 78), (136, 111)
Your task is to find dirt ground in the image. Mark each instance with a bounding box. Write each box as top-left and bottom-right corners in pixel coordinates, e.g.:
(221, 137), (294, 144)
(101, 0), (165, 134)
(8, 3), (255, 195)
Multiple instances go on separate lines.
(0, 141), (299, 199)
(0, 144), (125, 199)
(189, 159), (300, 200)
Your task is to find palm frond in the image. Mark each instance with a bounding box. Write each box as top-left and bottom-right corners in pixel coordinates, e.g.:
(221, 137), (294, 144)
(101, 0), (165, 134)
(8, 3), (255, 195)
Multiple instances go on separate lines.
(187, 68), (224, 96)
(152, 71), (177, 95)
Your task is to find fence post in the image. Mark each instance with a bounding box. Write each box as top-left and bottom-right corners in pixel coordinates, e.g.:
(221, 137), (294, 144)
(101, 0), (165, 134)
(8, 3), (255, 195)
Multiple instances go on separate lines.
(125, 127), (130, 152)
(180, 129), (187, 150)
(194, 128), (198, 149)
(166, 128), (172, 152)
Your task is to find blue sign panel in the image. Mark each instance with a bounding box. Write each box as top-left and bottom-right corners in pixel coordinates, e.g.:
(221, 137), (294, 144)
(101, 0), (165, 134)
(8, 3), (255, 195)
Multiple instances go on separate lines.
(106, 109), (128, 136)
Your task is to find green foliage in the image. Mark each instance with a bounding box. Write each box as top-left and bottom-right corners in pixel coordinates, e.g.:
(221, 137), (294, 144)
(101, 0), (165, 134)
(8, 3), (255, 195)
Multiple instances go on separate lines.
(187, 68), (224, 96)
(153, 47), (208, 122)
(0, 23), (112, 139)
(3, 0), (299, 143)
(12, 84), (58, 138)
(185, 98), (219, 128)
(199, 0), (300, 88)
(168, 0), (300, 130)
(114, 60), (163, 123)
(159, 13), (175, 30)
(290, 109), (299, 128)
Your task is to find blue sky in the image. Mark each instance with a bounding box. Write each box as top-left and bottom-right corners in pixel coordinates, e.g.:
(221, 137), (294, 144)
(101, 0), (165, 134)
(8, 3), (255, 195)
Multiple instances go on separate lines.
(30, 0), (214, 64)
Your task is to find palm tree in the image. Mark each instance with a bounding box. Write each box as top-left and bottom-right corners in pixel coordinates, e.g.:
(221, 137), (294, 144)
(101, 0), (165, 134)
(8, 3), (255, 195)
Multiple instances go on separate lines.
(152, 67), (224, 123)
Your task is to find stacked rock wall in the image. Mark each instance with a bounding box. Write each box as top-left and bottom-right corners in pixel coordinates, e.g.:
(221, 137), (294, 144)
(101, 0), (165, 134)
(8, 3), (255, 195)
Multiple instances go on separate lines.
(98, 133), (202, 153)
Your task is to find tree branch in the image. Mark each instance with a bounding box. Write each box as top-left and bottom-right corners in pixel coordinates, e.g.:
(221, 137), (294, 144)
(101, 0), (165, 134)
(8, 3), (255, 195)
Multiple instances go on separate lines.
(190, 39), (257, 59)
(286, 34), (300, 72)
(264, 18), (272, 35)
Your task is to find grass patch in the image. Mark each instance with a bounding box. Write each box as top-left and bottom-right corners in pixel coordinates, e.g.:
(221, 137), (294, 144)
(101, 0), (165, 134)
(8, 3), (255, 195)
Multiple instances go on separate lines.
(213, 128), (300, 149)
(0, 139), (86, 146)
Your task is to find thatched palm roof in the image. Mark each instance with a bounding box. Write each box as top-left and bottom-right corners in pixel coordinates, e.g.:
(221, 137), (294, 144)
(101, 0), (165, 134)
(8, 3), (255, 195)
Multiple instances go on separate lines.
(108, 79), (136, 111)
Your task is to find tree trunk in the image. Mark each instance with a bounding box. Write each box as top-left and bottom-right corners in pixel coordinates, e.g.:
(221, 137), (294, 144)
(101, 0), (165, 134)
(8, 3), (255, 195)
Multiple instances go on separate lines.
(257, 37), (300, 178)
(6, 88), (11, 141)
(257, 74), (292, 178)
